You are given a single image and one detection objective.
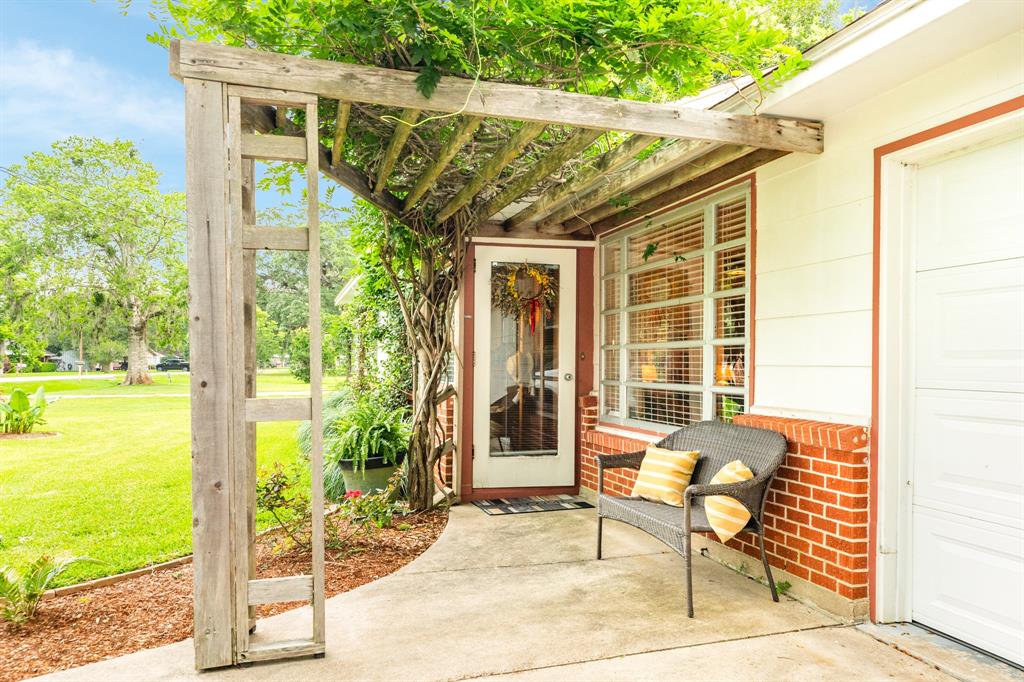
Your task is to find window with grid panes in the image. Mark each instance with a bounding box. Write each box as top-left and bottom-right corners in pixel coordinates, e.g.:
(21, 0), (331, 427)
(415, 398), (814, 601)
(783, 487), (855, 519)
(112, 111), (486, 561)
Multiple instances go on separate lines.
(599, 185), (749, 430)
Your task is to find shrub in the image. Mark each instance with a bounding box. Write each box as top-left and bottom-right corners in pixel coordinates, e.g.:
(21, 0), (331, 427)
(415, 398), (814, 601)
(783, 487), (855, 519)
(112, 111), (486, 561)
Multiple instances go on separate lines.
(255, 462), (311, 552)
(0, 555), (87, 626)
(0, 387), (53, 434)
(33, 362), (57, 373)
(288, 327), (311, 383)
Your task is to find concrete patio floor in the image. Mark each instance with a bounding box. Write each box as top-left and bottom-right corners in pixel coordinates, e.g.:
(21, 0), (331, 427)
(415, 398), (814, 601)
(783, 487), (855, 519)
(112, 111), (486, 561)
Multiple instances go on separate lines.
(43, 505), (964, 681)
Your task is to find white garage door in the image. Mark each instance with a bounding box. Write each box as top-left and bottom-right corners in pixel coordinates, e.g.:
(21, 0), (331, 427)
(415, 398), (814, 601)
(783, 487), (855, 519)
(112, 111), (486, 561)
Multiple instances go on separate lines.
(911, 132), (1024, 666)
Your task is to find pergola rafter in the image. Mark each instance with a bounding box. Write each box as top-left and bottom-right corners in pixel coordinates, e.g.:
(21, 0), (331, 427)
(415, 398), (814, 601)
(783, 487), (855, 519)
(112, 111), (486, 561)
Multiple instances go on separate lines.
(174, 38), (825, 671)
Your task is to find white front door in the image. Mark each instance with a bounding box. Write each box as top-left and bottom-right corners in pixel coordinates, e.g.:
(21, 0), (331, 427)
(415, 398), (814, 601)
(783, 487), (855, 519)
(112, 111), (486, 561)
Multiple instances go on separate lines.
(910, 132), (1024, 665)
(472, 246), (577, 489)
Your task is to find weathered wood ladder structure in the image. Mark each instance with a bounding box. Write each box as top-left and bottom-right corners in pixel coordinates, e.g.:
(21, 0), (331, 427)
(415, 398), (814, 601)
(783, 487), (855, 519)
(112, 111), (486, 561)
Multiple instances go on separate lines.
(185, 80), (325, 668)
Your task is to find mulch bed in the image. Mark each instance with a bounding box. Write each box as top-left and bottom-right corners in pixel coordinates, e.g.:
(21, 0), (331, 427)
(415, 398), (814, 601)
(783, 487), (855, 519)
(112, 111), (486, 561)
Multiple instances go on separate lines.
(0, 510), (448, 682)
(0, 432), (59, 441)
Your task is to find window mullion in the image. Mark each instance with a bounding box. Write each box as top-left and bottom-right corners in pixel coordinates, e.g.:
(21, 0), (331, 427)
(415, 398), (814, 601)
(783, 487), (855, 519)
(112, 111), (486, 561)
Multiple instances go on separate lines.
(702, 202), (715, 422)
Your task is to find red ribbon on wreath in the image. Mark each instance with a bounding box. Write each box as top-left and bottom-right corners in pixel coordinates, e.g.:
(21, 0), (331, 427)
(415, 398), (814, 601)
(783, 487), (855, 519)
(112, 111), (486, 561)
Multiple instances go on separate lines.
(528, 297), (540, 334)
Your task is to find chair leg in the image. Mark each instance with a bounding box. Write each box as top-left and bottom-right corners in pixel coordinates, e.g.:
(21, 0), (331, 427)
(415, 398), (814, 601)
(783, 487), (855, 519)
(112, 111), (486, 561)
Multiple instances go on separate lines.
(596, 515), (603, 560)
(758, 529), (779, 603)
(684, 532), (694, 618)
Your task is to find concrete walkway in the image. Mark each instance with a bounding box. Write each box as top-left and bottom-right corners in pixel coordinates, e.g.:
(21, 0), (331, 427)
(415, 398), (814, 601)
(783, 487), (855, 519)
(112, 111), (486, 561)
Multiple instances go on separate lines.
(43, 506), (956, 681)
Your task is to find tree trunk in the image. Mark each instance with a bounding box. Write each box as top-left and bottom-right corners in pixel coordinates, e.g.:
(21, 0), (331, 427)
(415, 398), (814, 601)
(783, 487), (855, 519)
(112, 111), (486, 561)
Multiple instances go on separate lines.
(379, 218), (468, 512)
(124, 310), (153, 385)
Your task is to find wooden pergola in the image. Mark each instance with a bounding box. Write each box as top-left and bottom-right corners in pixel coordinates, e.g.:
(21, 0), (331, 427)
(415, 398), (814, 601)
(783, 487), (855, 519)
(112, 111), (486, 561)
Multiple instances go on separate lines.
(171, 39), (823, 670)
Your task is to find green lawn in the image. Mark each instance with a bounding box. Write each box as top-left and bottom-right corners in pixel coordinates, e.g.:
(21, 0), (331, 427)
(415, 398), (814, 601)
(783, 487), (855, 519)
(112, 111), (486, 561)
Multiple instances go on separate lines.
(0, 369), (335, 397)
(0, 396), (309, 586)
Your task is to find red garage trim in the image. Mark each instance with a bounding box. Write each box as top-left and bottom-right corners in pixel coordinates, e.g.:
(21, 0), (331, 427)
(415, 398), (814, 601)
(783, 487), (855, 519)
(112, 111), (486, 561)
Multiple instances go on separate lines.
(869, 94), (1024, 621)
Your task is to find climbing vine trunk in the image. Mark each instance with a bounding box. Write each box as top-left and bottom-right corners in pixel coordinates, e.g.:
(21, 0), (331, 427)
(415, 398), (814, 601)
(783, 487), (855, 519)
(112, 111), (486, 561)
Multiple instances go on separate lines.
(379, 216), (470, 512)
(124, 305), (153, 385)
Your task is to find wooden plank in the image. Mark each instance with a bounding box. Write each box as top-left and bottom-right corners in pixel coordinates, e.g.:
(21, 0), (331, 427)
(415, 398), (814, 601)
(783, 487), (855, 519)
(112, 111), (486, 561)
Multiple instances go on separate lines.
(503, 134), (657, 229)
(435, 122), (546, 223)
(240, 133), (306, 162)
(242, 103), (405, 220)
(242, 226), (310, 251)
(175, 41), (824, 154)
(184, 78), (234, 671)
(226, 94), (250, 662)
(241, 151), (258, 635)
(306, 100), (327, 648)
(374, 107), (420, 193)
(473, 128), (603, 222)
(240, 639), (325, 662)
(586, 148), (788, 235)
(227, 84), (316, 106)
(332, 101), (351, 166)
(535, 139), (714, 232)
(549, 144), (753, 234)
(244, 397), (312, 422)
(247, 576), (314, 605)
(402, 115), (483, 212)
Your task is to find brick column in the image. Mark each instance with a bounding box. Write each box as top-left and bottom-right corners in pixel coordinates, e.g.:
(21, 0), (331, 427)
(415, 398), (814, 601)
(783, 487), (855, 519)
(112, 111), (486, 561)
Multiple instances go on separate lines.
(731, 414), (870, 602)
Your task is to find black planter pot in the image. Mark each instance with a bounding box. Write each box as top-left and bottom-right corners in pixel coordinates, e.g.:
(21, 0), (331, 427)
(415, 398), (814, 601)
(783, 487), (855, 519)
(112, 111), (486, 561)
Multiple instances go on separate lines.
(337, 454), (403, 493)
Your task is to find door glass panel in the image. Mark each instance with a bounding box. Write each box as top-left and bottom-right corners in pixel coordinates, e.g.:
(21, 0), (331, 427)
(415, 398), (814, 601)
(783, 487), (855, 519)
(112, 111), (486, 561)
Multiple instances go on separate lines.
(488, 262), (560, 457)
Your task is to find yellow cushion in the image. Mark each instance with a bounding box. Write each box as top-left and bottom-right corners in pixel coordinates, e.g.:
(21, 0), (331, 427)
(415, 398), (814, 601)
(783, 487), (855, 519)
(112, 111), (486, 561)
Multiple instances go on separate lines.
(631, 446), (700, 507)
(705, 460), (755, 543)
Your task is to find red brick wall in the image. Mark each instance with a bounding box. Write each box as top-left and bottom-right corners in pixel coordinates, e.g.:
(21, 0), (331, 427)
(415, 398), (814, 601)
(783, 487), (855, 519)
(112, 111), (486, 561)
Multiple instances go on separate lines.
(578, 396), (871, 603)
(435, 396), (456, 488)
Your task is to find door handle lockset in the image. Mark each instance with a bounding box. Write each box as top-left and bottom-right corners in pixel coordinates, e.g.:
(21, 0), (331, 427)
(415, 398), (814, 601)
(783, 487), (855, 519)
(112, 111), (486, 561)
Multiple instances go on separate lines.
(564, 373), (574, 381)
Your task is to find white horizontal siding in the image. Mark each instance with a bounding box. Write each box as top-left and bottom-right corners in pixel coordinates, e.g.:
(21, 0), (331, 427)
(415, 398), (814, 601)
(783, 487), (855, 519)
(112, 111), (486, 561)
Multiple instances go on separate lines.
(752, 29), (1024, 423)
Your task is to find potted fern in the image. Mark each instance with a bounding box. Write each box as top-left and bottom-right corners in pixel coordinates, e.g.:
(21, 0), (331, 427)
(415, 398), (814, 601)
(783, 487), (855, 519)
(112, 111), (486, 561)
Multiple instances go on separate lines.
(299, 391), (410, 501)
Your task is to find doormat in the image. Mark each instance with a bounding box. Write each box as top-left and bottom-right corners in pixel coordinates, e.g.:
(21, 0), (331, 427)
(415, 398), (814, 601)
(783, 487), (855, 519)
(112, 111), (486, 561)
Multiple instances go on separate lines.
(472, 495), (594, 515)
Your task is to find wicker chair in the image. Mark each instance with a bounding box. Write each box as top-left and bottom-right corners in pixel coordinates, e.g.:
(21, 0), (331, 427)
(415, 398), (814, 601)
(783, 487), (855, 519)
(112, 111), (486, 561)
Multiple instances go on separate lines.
(596, 420), (787, 617)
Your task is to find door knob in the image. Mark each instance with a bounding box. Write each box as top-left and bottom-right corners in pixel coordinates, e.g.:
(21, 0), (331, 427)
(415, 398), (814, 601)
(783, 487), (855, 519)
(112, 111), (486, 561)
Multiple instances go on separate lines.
(564, 373), (574, 381)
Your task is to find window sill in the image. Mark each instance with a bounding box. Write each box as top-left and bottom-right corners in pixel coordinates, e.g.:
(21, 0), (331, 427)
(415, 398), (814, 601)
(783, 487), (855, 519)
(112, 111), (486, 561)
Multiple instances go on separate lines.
(593, 423), (663, 444)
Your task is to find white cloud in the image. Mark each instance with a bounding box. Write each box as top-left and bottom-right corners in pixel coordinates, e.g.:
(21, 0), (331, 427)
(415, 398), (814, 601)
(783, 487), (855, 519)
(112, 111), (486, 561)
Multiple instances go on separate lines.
(0, 39), (182, 150)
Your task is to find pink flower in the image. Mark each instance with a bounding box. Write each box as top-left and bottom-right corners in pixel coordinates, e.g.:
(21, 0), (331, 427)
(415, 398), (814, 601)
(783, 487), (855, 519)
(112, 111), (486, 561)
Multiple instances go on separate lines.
(344, 490), (363, 499)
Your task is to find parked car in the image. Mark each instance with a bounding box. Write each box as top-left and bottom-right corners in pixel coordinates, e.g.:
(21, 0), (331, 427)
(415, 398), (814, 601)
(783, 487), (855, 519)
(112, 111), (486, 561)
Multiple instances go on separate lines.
(156, 357), (190, 371)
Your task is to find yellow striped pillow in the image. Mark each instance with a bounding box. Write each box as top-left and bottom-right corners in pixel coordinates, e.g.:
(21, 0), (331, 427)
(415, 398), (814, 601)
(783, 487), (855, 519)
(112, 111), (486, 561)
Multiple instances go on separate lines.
(705, 460), (755, 542)
(631, 446), (700, 507)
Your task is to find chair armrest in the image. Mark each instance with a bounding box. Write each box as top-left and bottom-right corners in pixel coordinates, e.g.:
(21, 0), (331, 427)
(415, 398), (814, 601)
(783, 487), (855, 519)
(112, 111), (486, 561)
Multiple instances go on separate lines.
(596, 451), (644, 494)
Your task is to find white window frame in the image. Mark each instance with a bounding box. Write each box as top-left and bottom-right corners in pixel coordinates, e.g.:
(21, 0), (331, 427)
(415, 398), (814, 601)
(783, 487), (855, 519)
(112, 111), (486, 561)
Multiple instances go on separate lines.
(598, 183), (751, 432)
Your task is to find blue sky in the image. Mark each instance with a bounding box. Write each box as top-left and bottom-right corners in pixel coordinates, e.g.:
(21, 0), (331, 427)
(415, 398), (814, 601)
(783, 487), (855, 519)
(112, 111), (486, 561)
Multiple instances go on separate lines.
(1, 1), (187, 192)
(1, 0), (876, 206)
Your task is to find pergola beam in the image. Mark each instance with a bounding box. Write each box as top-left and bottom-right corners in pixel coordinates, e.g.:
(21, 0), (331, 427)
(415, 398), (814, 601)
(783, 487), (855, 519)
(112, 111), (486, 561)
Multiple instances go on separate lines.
(403, 115), (483, 212)
(503, 134), (658, 230)
(174, 41), (824, 154)
(473, 128), (604, 223)
(374, 108), (421, 193)
(331, 101), (351, 167)
(545, 143), (754, 234)
(584, 148), (789, 235)
(435, 122), (546, 223)
(536, 139), (716, 232)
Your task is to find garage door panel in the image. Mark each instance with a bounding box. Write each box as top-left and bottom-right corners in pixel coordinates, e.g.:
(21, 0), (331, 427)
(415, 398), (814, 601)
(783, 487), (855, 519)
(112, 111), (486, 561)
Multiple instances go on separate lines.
(915, 135), (1024, 271)
(912, 507), (1024, 665)
(913, 390), (1024, 529)
(915, 258), (1024, 394)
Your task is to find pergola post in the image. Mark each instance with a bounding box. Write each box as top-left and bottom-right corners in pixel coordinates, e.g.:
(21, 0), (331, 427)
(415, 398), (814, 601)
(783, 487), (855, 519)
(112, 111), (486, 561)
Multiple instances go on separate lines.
(185, 76), (235, 670)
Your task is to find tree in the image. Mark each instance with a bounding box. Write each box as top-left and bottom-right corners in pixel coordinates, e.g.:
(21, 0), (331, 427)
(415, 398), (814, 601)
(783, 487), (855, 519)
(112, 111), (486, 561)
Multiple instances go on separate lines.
(153, 0), (819, 510)
(1, 137), (186, 384)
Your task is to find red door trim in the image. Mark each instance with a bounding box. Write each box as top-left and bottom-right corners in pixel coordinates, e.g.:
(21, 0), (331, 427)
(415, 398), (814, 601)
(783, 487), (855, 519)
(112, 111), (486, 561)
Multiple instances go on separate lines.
(868, 95), (1024, 621)
(459, 243), (595, 501)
